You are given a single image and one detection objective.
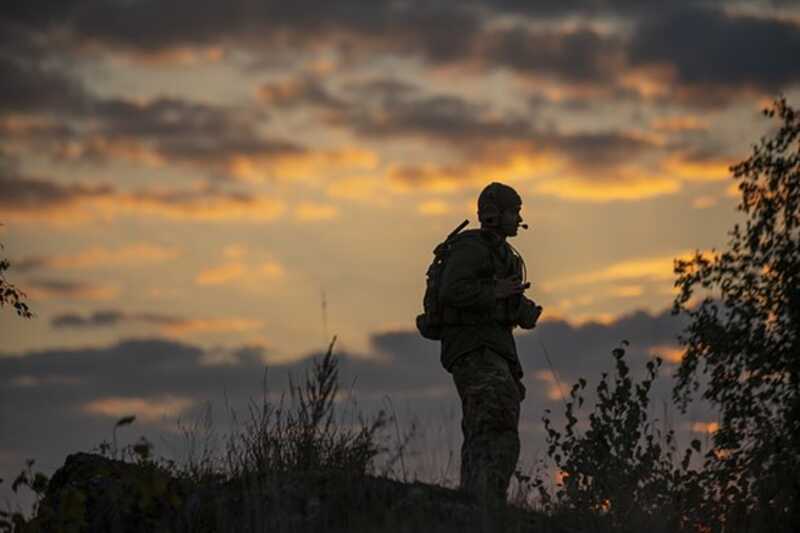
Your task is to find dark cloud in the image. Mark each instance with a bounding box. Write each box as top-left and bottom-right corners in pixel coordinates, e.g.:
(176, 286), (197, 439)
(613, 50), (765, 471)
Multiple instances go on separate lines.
(0, 11), (308, 174)
(0, 170), (285, 222)
(5, 0), (796, 137)
(3, 0), (798, 116)
(0, 170), (113, 212)
(1, 308), (689, 411)
(0, 33), (304, 175)
(49, 309), (234, 331)
(468, 0), (746, 18)
(8, 256), (50, 274)
(346, 78), (419, 101)
(630, 6), (800, 101)
(25, 278), (112, 300)
(478, 25), (625, 84)
(0, 16), (90, 116)
(543, 131), (655, 169)
(90, 98), (263, 139)
(63, 96), (304, 171)
(0, 0), (85, 29)
(342, 92), (534, 145)
(51, 310), (126, 328)
(0, 55), (89, 115)
(14, 0), (481, 64)
(319, 80), (658, 179)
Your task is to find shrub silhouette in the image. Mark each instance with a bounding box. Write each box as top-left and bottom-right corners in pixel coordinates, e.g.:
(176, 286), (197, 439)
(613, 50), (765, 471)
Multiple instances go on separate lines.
(532, 343), (704, 532)
(223, 335), (390, 481)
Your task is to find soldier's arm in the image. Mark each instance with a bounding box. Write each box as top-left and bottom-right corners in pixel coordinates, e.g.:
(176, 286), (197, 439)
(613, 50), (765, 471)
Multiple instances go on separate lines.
(439, 242), (495, 312)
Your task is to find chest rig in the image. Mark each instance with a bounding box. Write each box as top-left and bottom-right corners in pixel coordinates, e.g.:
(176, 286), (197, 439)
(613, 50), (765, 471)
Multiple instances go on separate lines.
(442, 230), (526, 327)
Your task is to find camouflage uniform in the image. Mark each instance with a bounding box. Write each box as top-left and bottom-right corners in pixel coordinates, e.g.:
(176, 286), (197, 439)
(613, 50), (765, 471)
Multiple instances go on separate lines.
(451, 345), (521, 502)
(439, 227), (540, 501)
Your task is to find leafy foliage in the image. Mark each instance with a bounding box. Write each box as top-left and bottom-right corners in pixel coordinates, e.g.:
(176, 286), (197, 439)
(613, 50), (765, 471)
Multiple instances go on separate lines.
(673, 97), (800, 528)
(0, 460), (50, 533)
(0, 239), (32, 319)
(534, 344), (704, 532)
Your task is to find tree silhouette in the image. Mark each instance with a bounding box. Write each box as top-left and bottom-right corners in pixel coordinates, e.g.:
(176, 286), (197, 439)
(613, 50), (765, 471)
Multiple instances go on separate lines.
(673, 97), (799, 526)
(0, 229), (32, 319)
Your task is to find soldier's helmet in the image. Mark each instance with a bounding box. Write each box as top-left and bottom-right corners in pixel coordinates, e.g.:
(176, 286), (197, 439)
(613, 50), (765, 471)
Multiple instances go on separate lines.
(478, 182), (521, 226)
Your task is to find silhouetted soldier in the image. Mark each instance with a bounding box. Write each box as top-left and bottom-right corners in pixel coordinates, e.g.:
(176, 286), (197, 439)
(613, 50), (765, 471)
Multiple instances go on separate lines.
(439, 182), (542, 504)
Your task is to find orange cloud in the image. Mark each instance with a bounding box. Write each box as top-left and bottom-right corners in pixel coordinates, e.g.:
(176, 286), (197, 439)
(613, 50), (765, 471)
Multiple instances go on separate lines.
(690, 421), (720, 434)
(417, 200), (452, 216)
(259, 260), (285, 279)
(83, 395), (194, 423)
(533, 167), (681, 202)
(326, 176), (391, 205)
(610, 284), (644, 298)
(546, 384), (568, 401)
(663, 154), (734, 182)
(532, 369), (555, 383)
(571, 312), (618, 326)
(222, 244), (248, 260)
(725, 181), (742, 198)
(195, 259), (285, 286)
(120, 45), (226, 66)
(195, 262), (247, 285)
(548, 250), (707, 290)
(532, 369), (569, 400)
(647, 344), (685, 364)
(293, 202), (339, 221)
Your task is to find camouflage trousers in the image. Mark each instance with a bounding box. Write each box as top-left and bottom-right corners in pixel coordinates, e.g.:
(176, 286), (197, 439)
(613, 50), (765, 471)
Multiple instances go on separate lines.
(451, 346), (522, 503)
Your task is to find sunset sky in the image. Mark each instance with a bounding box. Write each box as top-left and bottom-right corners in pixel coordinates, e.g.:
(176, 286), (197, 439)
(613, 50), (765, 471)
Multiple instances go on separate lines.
(2, 0), (800, 511)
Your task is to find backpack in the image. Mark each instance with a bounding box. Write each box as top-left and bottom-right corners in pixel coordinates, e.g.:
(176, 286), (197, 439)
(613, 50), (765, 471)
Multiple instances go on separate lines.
(416, 219), (471, 340)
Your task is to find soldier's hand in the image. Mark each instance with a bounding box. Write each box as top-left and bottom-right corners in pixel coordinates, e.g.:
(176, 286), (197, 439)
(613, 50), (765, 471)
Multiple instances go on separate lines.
(517, 298), (543, 329)
(495, 275), (527, 299)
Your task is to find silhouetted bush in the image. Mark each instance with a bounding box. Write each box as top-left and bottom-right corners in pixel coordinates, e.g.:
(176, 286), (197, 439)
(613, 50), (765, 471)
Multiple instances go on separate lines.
(532, 344), (705, 532)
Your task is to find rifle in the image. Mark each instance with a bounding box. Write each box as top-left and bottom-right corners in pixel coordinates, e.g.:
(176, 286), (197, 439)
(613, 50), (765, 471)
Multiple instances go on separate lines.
(447, 219), (469, 240)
